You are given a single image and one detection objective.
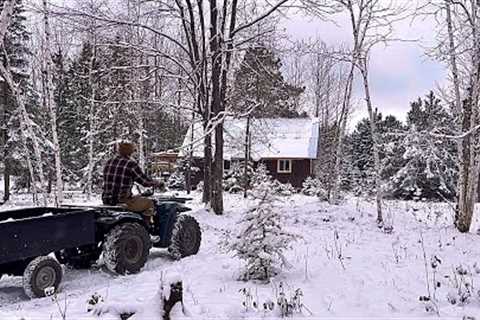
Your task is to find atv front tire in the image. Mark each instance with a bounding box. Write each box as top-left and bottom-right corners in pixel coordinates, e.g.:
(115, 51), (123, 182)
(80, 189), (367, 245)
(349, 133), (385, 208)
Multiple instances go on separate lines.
(169, 215), (201, 259)
(103, 223), (151, 275)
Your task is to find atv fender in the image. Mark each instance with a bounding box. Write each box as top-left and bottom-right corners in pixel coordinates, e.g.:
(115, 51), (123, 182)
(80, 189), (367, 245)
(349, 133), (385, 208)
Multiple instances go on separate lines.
(96, 210), (147, 232)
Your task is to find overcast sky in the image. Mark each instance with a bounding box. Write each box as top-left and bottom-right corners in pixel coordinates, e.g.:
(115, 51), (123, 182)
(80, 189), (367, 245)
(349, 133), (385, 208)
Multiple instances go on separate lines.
(282, 6), (447, 125)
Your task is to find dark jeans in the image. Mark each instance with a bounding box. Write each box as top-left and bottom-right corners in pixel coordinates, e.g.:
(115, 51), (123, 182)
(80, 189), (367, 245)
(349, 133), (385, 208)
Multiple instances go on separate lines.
(154, 203), (178, 246)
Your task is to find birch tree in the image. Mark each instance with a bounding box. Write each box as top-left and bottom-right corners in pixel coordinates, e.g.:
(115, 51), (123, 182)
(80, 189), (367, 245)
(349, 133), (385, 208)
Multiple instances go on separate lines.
(422, 0), (480, 232)
(307, 0), (406, 224)
(0, 0), (47, 205)
(343, 0), (407, 225)
(41, 0), (63, 204)
(0, 0), (30, 202)
(304, 40), (352, 203)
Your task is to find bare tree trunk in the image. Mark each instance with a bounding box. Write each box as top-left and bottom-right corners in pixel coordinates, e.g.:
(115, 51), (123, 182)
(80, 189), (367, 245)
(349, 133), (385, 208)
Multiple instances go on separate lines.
(3, 171), (9, 202)
(243, 115), (251, 198)
(446, 0), (470, 232)
(202, 122), (212, 204)
(137, 68), (146, 171)
(212, 123), (224, 214)
(330, 64), (354, 203)
(209, 0), (224, 215)
(85, 44), (97, 200)
(1, 81), (10, 202)
(186, 110), (195, 194)
(43, 0), (63, 205)
(452, 1), (480, 232)
(138, 112), (146, 170)
(359, 62), (383, 224)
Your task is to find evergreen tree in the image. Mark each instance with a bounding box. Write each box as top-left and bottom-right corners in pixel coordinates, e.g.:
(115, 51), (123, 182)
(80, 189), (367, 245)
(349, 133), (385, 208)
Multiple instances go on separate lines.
(386, 91), (457, 200)
(53, 49), (87, 185)
(223, 161), (253, 193)
(231, 44), (305, 118)
(146, 111), (187, 153)
(227, 179), (297, 281)
(347, 113), (405, 196)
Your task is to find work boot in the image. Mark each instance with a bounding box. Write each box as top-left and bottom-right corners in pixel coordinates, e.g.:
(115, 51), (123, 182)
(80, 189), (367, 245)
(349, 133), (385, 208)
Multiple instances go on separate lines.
(150, 235), (161, 244)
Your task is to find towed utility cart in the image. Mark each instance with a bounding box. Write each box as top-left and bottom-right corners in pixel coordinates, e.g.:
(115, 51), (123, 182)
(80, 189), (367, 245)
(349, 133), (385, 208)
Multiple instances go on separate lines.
(0, 196), (201, 298)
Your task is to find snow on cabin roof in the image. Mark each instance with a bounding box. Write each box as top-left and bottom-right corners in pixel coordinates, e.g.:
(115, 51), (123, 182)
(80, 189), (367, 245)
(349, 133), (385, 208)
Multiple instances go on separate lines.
(180, 117), (319, 161)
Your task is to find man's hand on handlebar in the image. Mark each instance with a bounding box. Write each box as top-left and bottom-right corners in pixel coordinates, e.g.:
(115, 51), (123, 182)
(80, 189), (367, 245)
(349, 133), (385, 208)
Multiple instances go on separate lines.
(152, 180), (166, 192)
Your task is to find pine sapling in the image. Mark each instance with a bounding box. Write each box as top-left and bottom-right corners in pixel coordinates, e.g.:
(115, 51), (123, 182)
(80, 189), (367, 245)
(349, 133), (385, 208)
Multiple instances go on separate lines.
(228, 180), (297, 281)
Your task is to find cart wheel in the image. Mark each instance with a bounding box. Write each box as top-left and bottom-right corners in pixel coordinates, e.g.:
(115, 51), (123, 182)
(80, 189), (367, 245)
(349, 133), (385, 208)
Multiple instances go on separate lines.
(169, 215), (201, 259)
(103, 222), (151, 275)
(23, 256), (63, 299)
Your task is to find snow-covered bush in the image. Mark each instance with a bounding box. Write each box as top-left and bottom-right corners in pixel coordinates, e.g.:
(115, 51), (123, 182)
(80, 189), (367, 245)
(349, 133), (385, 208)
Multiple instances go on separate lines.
(167, 159), (200, 190)
(223, 161), (253, 193)
(168, 170), (185, 190)
(301, 177), (328, 200)
(272, 181), (296, 196)
(227, 181), (297, 281)
(251, 163), (271, 186)
(248, 164), (296, 197)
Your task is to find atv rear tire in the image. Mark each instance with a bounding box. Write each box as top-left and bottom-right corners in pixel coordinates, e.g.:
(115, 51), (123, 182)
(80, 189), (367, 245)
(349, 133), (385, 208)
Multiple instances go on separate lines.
(169, 215), (201, 259)
(103, 223), (151, 275)
(23, 256), (63, 298)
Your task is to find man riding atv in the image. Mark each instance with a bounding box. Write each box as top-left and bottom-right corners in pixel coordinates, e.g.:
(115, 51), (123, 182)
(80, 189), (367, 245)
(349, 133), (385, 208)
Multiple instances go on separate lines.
(102, 141), (164, 224)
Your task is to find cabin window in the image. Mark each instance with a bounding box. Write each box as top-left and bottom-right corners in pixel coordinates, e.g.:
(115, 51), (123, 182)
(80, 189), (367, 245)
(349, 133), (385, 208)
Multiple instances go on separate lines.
(224, 160), (231, 172)
(277, 159), (292, 173)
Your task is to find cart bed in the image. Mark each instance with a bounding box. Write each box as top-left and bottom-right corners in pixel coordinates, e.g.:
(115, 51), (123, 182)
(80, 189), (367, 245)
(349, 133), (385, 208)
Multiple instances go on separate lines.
(0, 207), (96, 265)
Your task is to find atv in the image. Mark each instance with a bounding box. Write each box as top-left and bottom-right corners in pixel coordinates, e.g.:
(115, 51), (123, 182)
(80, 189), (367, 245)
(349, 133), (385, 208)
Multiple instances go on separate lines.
(0, 193), (201, 298)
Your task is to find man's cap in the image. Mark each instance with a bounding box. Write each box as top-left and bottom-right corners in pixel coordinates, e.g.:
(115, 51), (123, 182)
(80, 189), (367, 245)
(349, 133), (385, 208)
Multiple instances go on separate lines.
(118, 142), (136, 157)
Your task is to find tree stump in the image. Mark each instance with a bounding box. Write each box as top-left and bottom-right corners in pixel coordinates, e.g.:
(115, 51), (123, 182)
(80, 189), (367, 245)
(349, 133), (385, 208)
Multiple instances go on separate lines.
(163, 281), (183, 320)
(121, 281), (183, 320)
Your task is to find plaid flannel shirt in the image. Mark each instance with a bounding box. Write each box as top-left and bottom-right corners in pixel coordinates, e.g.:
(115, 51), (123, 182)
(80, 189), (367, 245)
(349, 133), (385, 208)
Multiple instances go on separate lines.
(102, 156), (153, 205)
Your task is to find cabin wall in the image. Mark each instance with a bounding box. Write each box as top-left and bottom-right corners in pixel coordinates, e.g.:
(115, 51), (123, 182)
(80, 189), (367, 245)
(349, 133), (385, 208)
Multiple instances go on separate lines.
(188, 158), (311, 189)
(261, 159), (311, 188)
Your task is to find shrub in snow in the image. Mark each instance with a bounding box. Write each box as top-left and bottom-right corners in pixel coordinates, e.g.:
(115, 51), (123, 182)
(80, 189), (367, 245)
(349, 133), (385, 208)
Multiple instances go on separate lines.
(167, 158), (201, 190)
(276, 283), (305, 317)
(168, 170), (185, 190)
(251, 163), (271, 185)
(248, 164), (296, 197)
(272, 181), (296, 197)
(301, 177), (328, 200)
(239, 287), (258, 312)
(223, 161), (253, 193)
(238, 283), (308, 318)
(227, 181), (297, 281)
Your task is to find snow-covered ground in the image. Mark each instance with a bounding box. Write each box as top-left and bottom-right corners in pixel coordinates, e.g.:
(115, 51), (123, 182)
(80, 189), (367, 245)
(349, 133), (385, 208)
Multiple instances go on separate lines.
(2, 192), (480, 319)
